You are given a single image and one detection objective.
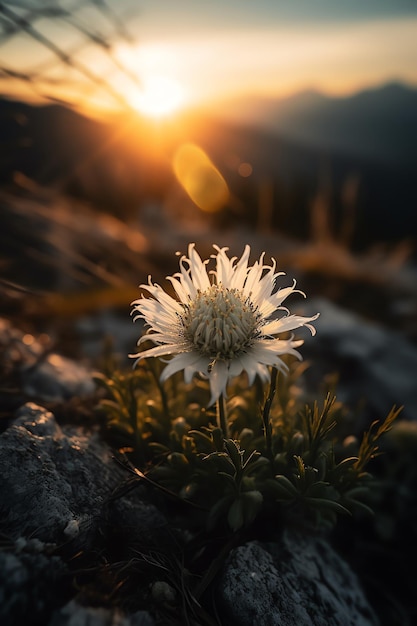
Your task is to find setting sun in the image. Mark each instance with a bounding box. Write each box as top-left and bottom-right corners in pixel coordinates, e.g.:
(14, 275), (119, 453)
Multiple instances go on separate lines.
(129, 75), (185, 118)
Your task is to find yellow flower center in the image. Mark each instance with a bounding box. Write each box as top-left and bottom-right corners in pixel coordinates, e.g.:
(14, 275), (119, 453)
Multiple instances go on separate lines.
(180, 284), (261, 360)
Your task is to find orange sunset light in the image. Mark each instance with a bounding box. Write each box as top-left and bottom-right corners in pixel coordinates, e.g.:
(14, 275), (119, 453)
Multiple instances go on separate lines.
(113, 42), (190, 119)
(129, 75), (185, 119)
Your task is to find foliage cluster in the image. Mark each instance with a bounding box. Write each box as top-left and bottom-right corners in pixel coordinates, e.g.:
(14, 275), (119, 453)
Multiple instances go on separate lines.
(95, 358), (400, 535)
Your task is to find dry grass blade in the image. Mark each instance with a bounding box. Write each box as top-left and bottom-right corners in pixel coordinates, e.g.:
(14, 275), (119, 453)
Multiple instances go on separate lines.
(355, 405), (403, 474)
(303, 393), (337, 461)
(0, 2), (131, 109)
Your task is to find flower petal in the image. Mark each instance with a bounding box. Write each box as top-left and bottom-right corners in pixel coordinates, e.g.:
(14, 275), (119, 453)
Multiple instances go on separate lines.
(213, 245), (235, 285)
(184, 356), (211, 383)
(159, 352), (203, 382)
(208, 360), (229, 405)
(131, 243), (319, 399)
(237, 353), (271, 385)
(262, 313), (320, 336)
(131, 343), (182, 362)
(188, 243), (211, 292)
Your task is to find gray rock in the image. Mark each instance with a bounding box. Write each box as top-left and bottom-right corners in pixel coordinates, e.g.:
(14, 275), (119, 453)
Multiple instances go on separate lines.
(0, 402), (124, 542)
(300, 298), (417, 421)
(0, 402), (169, 626)
(219, 531), (378, 626)
(49, 601), (155, 626)
(22, 353), (95, 402)
(129, 611), (155, 626)
(76, 310), (138, 363)
(0, 548), (67, 626)
(0, 316), (95, 404)
(0, 315), (391, 626)
(105, 496), (169, 558)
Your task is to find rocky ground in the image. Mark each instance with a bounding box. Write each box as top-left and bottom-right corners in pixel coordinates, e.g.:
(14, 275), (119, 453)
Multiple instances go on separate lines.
(1, 295), (417, 625)
(1, 191), (417, 625)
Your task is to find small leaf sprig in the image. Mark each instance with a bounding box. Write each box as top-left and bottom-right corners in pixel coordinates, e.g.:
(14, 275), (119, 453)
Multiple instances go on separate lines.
(96, 363), (400, 532)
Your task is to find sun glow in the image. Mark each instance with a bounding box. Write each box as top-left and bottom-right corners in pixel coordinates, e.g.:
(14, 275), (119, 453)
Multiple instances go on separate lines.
(129, 75), (185, 118)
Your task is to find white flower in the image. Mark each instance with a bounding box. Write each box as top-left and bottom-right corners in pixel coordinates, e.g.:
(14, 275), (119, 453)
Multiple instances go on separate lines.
(131, 244), (319, 405)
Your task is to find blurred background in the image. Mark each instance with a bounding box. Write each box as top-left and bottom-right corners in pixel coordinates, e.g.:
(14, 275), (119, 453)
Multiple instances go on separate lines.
(1, 0), (416, 364)
(1, 5), (417, 623)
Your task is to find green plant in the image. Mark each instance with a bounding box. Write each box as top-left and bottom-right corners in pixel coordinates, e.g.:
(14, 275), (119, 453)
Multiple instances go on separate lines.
(96, 361), (400, 533)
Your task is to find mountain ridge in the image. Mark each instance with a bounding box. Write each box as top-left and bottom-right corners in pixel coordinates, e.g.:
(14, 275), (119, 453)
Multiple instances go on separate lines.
(212, 81), (417, 166)
(0, 84), (416, 248)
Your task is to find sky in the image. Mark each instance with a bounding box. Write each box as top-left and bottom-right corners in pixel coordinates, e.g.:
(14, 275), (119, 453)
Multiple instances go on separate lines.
(0, 0), (416, 116)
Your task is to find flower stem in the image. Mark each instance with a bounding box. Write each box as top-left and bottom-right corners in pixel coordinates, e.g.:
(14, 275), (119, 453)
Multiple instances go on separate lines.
(217, 394), (230, 439)
(262, 367), (278, 458)
(148, 361), (170, 420)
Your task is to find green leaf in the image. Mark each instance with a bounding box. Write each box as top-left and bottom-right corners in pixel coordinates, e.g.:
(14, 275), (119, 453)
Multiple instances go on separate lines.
(293, 455), (306, 486)
(149, 466), (178, 482)
(304, 481), (334, 499)
(314, 453), (328, 482)
(179, 482), (198, 500)
(342, 486), (374, 516)
(270, 475), (299, 500)
(304, 497), (350, 516)
(189, 430), (216, 454)
(212, 427), (225, 452)
(167, 452), (190, 470)
(227, 491), (263, 531)
(207, 495), (234, 531)
(343, 486), (371, 499)
(218, 472), (239, 490)
(107, 422), (134, 437)
(289, 432), (305, 455)
(355, 406), (402, 473)
(224, 439), (244, 472)
(243, 455), (271, 477)
(330, 456), (358, 481)
(344, 498), (374, 517)
(201, 452), (235, 475)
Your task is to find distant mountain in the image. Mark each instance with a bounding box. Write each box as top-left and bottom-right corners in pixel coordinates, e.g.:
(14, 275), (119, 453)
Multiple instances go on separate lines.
(182, 111), (417, 246)
(0, 97), (172, 214)
(0, 91), (416, 249)
(217, 82), (417, 167)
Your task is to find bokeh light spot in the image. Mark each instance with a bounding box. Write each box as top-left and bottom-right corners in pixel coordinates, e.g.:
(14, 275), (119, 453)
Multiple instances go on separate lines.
(238, 162), (253, 177)
(173, 143), (229, 212)
(22, 334), (35, 346)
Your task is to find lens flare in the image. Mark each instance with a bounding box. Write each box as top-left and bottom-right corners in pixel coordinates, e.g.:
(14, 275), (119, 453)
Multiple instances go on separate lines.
(173, 143), (229, 212)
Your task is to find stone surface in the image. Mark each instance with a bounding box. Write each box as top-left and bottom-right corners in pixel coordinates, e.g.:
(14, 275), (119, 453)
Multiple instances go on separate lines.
(0, 548), (68, 626)
(0, 315), (390, 625)
(0, 402), (124, 542)
(301, 298), (417, 422)
(105, 496), (169, 559)
(219, 530), (379, 626)
(0, 316), (95, 406)
(49, 601), (155, 626)
(0, 402), (167, 625)
(22, 353), (95, 402)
